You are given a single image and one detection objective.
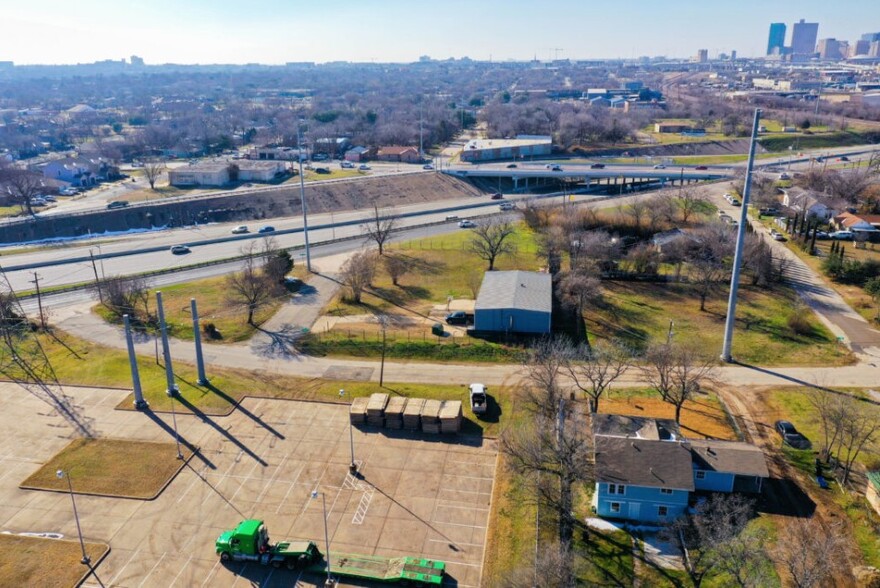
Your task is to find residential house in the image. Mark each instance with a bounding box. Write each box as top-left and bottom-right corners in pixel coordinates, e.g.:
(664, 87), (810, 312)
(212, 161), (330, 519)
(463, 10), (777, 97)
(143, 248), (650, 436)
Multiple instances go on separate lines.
(344, 146), (369, 162)
(651, 228), (691, 254)
(782, 188), (836, 220)
(833, 211), (880, 232)
(591, 414), (769, 524)
(377, 146), (420, 163)
(40, 156), (118, 187)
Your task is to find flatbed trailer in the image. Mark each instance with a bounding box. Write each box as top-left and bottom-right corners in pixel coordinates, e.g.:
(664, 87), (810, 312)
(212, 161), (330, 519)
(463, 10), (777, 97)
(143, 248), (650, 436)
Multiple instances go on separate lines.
(309, 552), (445, 585)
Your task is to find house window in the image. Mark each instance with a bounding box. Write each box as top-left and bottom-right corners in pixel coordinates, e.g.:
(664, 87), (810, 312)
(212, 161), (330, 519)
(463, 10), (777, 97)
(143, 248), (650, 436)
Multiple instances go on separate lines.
(610, 502), (621, 514)
(660, 488), (673, 495)
(608, 484), (626, 495)
(658, 506), (668, 517)
(695, 471), (706, 480)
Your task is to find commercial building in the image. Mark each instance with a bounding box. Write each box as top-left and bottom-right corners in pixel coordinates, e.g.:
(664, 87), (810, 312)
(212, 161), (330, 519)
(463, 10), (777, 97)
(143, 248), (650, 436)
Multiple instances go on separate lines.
(851, 40), (871, 57)
(168, 160), (287, 187)
(459, 135), (552, 163)
(376, 146), (420, 163)
(473, 271), (551, 335)
(791, 19), (819, 60)
(817, 38), (843, 60)
(693, 49), (708, 63)
(767, 22), (786, 55)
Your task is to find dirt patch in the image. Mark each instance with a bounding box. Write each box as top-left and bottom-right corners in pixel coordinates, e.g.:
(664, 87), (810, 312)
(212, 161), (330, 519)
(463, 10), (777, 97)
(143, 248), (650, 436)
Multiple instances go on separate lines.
(600, 394), (738, 440)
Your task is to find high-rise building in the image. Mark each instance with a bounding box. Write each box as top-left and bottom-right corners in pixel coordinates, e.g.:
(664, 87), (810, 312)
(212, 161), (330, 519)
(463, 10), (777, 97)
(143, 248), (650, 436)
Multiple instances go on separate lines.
(791, 19), (819, 58)
(693, 49), (708, 63)
(861, 32), (880, 43)
(767, 23), (786, 55)
(871, 41), (880, 58)
(130, 55), (145, 67)
(852, 40), (871, 56)
(817, 38), (842, 60)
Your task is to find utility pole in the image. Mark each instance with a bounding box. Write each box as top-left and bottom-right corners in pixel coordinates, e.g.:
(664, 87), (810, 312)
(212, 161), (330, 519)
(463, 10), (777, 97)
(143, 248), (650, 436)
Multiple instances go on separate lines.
(721, 108), (761, 363)
(297, 121), (312, 272)
(30, 272), (46, 330)
(89, 250), (102, 302)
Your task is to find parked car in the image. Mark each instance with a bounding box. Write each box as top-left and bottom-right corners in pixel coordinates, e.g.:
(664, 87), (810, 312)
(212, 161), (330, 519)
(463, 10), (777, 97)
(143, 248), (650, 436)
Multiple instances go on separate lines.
(458, 219), (476, 228)
(813, 230), (830, 240)
(778, 173), (791, 180)
(170, 245), (191, 254)
(653, 164), (666, 169)
(106, 201), (129, 209)
(42, 195), (57, 202)
(829, 230), (854, 240)
(695, 165), (708, 170)
(499, 202), (515, 211)
(469, 383), (488, 415)
(506, 163), (518, 169)
(282, 277), (303, 292)
(590, 163), (605, 169)
(758, 207), (779, 216)
(490, 192), (503, 200)
(445, 311), (474, 325)
(30, 198), (47, 206)
(770, 229), (786, 242)
(358, 164), (371, 171)
(258, 225), (276, 233)
(839, 156), (849, 162)
(231, 225), (249, 234)
(314, 167), (331, 174)
(422, 164), (434, 170)
(340, 161), (354, 168)
(730, 198), (741, 206)
(775, 420), (811, 449)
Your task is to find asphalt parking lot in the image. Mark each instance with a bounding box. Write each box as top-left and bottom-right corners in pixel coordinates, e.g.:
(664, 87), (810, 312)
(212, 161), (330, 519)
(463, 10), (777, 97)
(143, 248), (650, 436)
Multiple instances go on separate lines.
(0, 383), (497, 587)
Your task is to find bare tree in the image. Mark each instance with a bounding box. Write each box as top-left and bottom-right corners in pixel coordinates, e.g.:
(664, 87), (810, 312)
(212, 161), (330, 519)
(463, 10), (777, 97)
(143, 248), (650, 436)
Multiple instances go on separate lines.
(772, 520), (850, 588)
(383, 254), (410, 286)
(142, 160), (166, 190)
(676, 185), (709, 223)
(556, 269), (602, 344)
(339, 251), (377, 303)
(259, 237), (293, 289)
(623, 199), (648, 228)
(687, 224), (733, 311)
(1, 167), (43, 215)
(466, 270), (483, 299)
(838, 404), (880, 486)
(101, 275), (151, 322)
(226, 246), (274, 325)
(566, 341), (631, 413)
(646, 191), (676, 232)
(640, 342), (715, 424)
(470, 218), (517, 271)
(807, 387), (849, 463)
(664, 494), (770, 588)
(362, 204), (397, 255)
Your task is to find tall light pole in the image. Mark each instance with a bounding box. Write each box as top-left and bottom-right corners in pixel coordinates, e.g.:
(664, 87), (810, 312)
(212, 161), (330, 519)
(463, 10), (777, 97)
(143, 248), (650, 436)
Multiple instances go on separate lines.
(56, 470), (89, 565)
(297, 120), (312, 272)
(311, 489), (332, 585)
(339, 389), (357, 474)
(721, 108), (761, 363)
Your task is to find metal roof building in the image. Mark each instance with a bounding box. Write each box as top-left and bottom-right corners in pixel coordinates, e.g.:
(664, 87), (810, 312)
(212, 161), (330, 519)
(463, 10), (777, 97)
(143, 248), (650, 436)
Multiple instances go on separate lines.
(474, 270), (552, 335)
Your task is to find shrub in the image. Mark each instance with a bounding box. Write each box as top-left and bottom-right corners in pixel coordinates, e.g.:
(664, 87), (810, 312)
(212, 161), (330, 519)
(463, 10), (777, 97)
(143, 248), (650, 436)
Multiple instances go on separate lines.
(787, 304), (815, 337)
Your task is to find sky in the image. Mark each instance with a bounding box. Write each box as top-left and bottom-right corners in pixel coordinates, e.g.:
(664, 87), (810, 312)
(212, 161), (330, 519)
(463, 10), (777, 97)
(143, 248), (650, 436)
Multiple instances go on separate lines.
(2, 0), (878, 65)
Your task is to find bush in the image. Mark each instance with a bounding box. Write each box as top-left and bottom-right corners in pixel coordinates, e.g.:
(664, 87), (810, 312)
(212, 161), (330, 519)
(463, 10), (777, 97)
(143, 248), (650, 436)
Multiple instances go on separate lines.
(203, 322), (222, 340)
(787, 304), (815, 337)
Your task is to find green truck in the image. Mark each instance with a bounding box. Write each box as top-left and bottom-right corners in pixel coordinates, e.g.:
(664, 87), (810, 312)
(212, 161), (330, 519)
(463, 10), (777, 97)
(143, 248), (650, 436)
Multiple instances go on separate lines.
(216, 519), (446, 585)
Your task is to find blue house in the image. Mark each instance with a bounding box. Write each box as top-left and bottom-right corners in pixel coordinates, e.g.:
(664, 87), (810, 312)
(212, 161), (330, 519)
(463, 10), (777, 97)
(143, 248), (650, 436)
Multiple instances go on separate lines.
(591, 415), (769, 524)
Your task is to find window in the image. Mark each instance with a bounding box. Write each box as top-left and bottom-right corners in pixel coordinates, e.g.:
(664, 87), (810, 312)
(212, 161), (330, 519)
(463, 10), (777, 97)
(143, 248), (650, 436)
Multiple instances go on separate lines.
(660, 488), (673, 495)
(610, 502), (621, 513)
(607, 484), (626, 495)
(658, 506), (668, 517)
(695, 471), (706, 480)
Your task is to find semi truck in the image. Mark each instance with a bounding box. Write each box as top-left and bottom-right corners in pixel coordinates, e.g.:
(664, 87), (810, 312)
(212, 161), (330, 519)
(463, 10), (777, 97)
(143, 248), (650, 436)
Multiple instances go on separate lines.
(216, 519), (446, 585)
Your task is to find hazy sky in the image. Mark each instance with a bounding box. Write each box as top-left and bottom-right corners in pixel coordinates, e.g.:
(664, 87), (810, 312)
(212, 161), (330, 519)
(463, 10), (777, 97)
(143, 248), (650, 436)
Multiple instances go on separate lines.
(3, 0), (878, 65)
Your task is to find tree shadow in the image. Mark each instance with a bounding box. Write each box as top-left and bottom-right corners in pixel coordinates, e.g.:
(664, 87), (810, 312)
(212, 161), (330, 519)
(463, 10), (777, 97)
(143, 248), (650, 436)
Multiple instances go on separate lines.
(250, 323), (309, 359)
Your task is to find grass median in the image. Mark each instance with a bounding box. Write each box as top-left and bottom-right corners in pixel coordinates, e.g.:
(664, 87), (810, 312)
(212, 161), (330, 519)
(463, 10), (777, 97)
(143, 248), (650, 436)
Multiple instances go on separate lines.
(0, 534), (108, 588)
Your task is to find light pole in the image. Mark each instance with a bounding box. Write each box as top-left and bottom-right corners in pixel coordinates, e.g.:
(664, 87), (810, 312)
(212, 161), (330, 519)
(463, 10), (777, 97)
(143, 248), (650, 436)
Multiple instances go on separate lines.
(339, 389), (357, 474)
(56, 470), (89, 565)
(297, 120), (312, 272)
(788, 145), (793, 171)
(311, 490), (332, 585)
(168, 386), (184, 460)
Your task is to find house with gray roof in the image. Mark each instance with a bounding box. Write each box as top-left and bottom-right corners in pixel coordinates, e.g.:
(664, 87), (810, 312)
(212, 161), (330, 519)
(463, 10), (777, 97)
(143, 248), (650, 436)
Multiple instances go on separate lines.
(591, 415), (769, 523)
(473, 270), (552, 335)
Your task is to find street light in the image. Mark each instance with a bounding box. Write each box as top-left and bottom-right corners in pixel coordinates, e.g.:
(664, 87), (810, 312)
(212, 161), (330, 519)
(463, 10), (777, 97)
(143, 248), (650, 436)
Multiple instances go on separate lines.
(167, 387), (184, 460)
(297, 120), (312, 272)
(339, 389), (357, 474)
(56, 470), (89, 565)
(311, 489), (332, 586)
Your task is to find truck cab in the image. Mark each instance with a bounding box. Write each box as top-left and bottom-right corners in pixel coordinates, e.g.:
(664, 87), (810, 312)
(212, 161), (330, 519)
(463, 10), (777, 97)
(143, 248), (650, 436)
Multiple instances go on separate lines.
(216, 519), (321, 570)
(469, 383), (488, 415)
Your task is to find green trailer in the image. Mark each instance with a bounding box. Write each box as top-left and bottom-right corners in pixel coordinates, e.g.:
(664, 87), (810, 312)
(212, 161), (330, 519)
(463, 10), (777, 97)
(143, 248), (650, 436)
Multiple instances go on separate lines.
(309, 552), (446, 585)
(215, 519), (321, 570)
(216, 519), (446, 585)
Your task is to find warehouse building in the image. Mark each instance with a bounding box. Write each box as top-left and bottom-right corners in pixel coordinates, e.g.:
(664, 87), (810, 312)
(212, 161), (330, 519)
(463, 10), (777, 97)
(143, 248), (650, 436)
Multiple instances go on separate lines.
(460, 135), (552, 163)
(474, 270), (552, 335)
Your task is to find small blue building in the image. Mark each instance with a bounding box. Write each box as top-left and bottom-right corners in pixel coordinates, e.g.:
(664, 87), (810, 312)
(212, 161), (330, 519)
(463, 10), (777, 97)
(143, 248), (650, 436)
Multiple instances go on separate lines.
(474, 271), (552, 335)
(591, 414), (768, 524)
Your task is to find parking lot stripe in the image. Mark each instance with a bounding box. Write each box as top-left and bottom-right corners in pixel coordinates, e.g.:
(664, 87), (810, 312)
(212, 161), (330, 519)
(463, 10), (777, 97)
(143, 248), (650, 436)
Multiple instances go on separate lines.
(200, 559), (222, 587)
(435, 521), (486, 529)
(108, 547), (140, 586)
(274, 463), (305, 514)
(436, 502), (490, 512)
(427, 538), (484, 548)
(137, 550), (167, 588)
(254, 454), (289, 504)
(169, 554), (193, 587)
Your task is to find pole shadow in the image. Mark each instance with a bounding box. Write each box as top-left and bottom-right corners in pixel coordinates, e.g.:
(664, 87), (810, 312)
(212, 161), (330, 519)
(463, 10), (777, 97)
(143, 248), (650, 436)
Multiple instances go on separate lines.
(141, 409), (216, 470)
(173, 394), (268, 467)
(184, 461), (246, 518)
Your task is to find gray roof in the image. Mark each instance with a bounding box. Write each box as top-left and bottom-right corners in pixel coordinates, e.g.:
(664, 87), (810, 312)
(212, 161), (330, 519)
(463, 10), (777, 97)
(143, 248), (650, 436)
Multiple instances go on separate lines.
(594, 436), (695, 491)
(687, 439), (769, 478)
(591, 414), (681, 441)
(475, 271), (552, 314)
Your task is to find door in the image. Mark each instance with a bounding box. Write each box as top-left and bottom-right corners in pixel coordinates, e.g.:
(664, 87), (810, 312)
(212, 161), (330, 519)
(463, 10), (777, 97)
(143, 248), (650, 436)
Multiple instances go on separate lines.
(628, 502), (640, 520)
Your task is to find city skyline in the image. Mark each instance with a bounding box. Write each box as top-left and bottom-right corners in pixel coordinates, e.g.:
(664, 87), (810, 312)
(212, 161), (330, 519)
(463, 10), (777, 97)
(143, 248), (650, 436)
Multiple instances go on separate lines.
(2, 0), (878, 65)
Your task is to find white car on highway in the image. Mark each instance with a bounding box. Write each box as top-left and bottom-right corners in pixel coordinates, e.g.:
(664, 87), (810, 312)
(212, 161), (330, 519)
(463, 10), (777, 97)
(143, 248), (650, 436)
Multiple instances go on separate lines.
(231, 225), (249, 234)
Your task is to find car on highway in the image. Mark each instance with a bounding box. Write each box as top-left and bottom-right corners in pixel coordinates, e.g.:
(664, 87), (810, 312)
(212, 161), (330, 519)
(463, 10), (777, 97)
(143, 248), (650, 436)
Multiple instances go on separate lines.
(458, 219), (476, 228)
(106, 200), (129, 209)
(545, 164), (562, 171)
(490, 192), (503, 200)
(314, 167), (331, 174)
(839, 156), (849, 162)
(258, 225), (276, 233)
(340, 161), (354, 168)
(506, 163), (518, 169)
(170, 245), (191, 254)
(829, 230), (853, 240)
(358, 164), (371, 171)
(590, 163), (605, 169)
(422, 164), (434, 170)
(653, 164), (666, 169)
(775, 420), (811, 449)
(231, 225), (249, 234)
(499, 202), (515, 211)
(695, 165), (708, 170)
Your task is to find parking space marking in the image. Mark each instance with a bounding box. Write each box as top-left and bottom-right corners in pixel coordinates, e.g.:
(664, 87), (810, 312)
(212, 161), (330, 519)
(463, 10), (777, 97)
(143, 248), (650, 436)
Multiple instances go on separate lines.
(137, 550), (167, 588)
(427, 538), (484, 548)
(108, 547), (140, 586)
(436, 502), (490, 512)
(434, 521), (486, 530)
(438, 487), (490, 496)
(254, 454), (289, 504)
(169, 554), (193, 587)
(200, 559), (222, 587)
